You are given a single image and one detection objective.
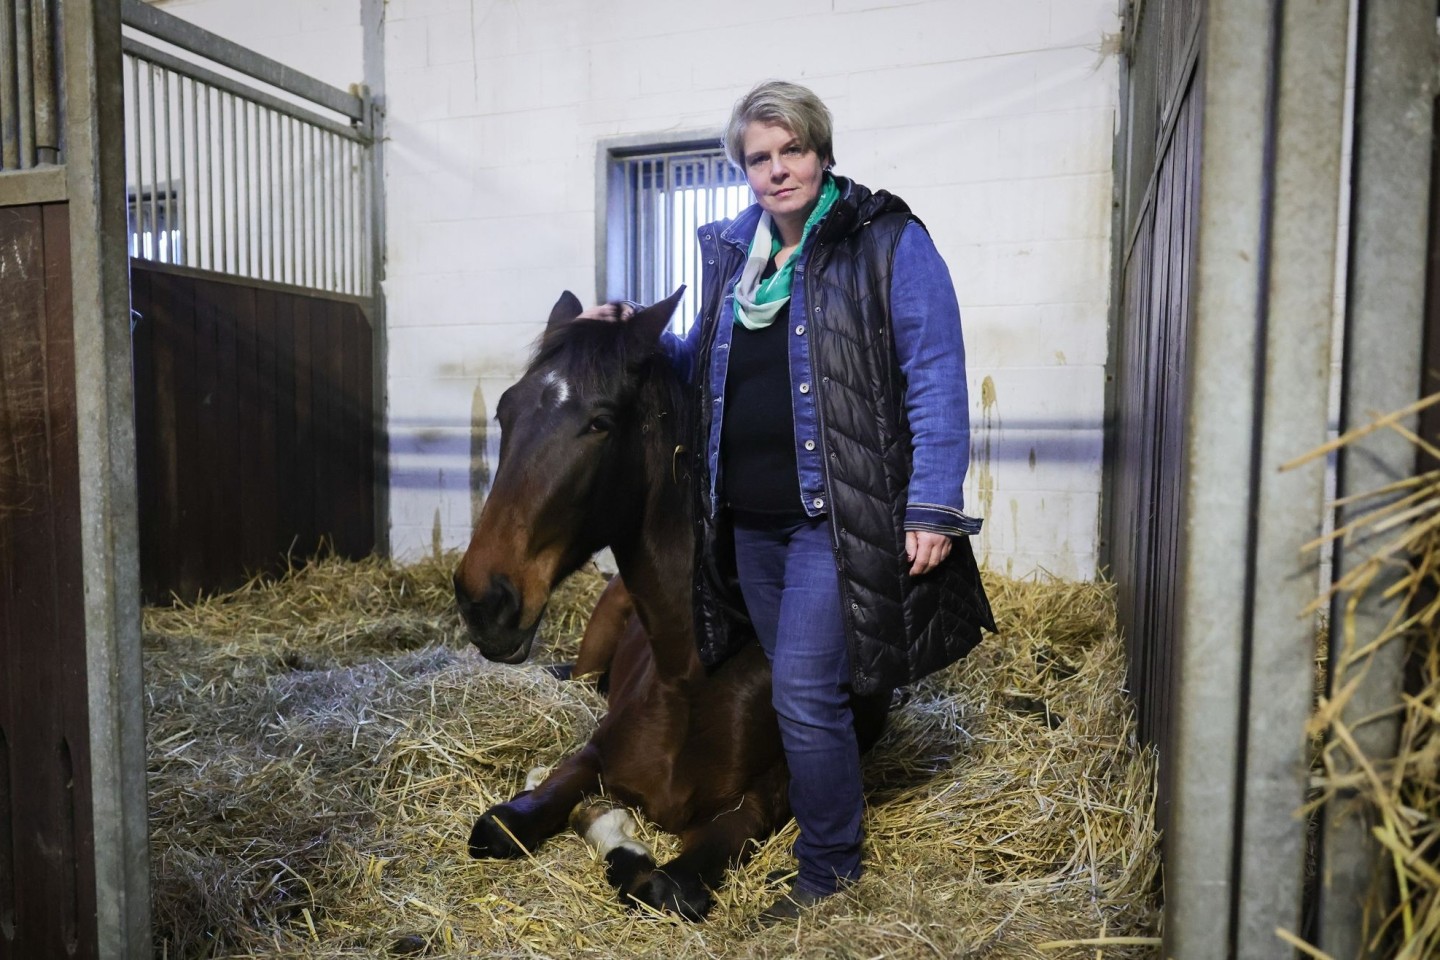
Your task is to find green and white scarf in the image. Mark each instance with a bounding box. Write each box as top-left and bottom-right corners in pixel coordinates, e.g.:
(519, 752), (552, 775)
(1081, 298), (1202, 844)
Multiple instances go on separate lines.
(732, 175), (840, 330)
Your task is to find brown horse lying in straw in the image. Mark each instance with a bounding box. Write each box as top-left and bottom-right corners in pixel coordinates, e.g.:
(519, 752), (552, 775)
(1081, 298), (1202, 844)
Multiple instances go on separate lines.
(452, 290), (885, 919)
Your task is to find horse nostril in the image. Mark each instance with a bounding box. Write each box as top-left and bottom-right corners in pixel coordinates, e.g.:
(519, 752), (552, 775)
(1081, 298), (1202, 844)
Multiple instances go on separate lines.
(454, 571), (524, 633)
(485, 575), (522, 628)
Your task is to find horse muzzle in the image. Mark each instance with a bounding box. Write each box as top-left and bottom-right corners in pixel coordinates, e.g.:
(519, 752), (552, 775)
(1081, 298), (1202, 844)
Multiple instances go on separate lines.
(453, 571), (544, 663)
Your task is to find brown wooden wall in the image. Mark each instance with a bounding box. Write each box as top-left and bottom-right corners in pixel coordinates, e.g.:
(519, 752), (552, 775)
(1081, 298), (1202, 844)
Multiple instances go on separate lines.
(130, 263), (375, 603)
(0, 204), (100, 960)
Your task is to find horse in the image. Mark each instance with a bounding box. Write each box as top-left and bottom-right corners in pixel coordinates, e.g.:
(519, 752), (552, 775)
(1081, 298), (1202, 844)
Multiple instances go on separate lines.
(452, 289), (885, 919)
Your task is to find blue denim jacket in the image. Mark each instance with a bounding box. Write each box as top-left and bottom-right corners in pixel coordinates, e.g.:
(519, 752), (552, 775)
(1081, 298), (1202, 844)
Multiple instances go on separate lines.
(663, 192), (981, 538)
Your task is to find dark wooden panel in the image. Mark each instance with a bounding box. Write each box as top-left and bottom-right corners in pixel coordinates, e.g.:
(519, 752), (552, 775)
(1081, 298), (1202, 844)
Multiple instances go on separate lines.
(338, 302), (368, 558)
(292, 295), (319, 558)
(41, 201), (97, 960)
(0, 202), (100, 960)
(250, 293), (280, 569)
(310, 299), (336, 556)
(272, 289), (302, 563)
(144, 269), (186, 600)
(234, 282), (264, 576)
(1421, 94), (1440, 471)
(202, 277), (242, 592)
(129, 265), (375, 601)
(130, 264), (164, 601)
(192, 277), (223, 592)
(154, 268), (202, 601)
(357, 306), (376, 553)
(1110, 68), (1202, 836)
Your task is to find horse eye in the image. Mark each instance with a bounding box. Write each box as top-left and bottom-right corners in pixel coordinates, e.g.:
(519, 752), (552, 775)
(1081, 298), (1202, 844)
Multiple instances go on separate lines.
(587, 415), (614, 435)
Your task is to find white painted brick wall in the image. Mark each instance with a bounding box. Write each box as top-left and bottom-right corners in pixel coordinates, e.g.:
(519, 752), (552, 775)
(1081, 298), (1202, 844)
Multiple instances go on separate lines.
(149, 0), (1123, 581)
(147, 0), (363, 91)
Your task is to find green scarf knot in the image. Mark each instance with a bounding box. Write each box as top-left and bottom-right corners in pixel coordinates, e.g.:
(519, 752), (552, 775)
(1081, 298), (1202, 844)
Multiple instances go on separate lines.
(732, 174), (840, 330)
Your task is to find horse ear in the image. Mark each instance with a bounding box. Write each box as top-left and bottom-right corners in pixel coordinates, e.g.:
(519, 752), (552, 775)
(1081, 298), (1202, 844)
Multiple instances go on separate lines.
(628, 286), (686, 346)
(547, 291), (584, 333)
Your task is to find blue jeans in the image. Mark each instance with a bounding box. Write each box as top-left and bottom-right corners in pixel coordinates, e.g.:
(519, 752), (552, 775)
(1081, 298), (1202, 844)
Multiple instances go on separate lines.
(733, 514), (863, 896)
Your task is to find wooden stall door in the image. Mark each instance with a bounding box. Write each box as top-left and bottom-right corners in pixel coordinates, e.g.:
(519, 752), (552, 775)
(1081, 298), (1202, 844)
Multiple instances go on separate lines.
(0, 204), (101, 960)
(130, 264), (375, 603)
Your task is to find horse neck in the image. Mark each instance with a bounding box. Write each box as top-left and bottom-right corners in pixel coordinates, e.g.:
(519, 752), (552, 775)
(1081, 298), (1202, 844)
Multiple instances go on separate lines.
(608, 384), (701, 682)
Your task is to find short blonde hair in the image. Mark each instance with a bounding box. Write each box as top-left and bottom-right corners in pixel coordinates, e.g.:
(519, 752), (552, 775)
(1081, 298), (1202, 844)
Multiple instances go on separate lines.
(723, 80), (836, 171)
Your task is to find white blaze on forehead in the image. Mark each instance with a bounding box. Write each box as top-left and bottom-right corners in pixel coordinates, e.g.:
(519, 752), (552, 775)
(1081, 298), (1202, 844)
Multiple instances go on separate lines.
(540, 370), (571, 406)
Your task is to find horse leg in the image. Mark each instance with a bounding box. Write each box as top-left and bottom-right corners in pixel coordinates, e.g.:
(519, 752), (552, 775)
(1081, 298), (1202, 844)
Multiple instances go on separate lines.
(619, 766), (789, 921)
(569, 800), (660, 890)
(573, 575), (632, 682)
(468, 743), (601, 859)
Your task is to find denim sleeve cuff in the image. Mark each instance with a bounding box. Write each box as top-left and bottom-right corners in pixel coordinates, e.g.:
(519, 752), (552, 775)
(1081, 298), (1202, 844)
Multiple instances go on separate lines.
(905, 503), (983, 536)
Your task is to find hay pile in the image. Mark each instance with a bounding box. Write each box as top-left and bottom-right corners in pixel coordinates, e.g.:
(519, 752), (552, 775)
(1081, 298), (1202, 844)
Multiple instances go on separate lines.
(145, 555), (1161, 959)
(1296, 394), (1440, 959)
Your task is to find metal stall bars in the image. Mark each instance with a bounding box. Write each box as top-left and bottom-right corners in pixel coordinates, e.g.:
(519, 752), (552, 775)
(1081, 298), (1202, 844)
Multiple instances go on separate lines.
(0, 0), (64, 198)
(1, 0), (148, 957)
(119, 0), (374, 296)
(118, 0), (383, 601)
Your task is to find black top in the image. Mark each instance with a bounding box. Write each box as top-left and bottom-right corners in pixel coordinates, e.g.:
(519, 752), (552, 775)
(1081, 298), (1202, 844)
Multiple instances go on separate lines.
(721, 257), (808, 524)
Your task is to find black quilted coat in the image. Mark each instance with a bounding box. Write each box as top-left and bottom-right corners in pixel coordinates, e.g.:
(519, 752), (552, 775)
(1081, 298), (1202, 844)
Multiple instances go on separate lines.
(689, 179), (996, 696)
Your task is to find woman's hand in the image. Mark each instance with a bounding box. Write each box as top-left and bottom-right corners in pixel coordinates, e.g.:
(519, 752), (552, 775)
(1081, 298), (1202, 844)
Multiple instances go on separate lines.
(578, 302), (636, 322)
(906, 530), (952, 576)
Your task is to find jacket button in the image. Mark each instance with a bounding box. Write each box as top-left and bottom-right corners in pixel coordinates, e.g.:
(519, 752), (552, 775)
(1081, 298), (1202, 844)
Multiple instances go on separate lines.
(822, 376), (830, 383)
(794, 324), (805, 335)
(804, 440), (815, 451)
(851, 601), (859, 611)
(707, 259), (715, 264)
(813, 498), (825, 509)
(799, 383), (810, 394)
(814, 306), (821, 313)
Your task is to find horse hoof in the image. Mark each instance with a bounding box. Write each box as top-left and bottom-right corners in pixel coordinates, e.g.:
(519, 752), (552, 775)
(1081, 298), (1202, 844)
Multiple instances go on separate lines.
(604, 846), (655, 890)
(468, 808), (531, 859)
(625, 869), (713, 921)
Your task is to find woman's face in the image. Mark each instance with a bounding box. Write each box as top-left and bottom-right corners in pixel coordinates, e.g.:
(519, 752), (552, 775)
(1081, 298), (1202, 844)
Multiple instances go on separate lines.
(741, 121), (825, 237)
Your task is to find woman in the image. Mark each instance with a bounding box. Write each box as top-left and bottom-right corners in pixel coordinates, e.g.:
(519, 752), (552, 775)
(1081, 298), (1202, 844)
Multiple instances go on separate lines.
(597, 80), (994, 922)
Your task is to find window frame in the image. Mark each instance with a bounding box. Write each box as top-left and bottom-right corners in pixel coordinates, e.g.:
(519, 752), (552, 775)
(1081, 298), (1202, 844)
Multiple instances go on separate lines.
(596, 131), (753, 334)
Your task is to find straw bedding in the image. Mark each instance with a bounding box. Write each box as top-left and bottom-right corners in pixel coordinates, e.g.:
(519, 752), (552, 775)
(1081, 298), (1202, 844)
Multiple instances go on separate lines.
(145, 556), (1161, 959)
(1295, 394), (1440, 959)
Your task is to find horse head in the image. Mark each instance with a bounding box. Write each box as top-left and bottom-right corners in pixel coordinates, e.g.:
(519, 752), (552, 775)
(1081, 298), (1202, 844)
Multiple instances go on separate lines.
(453, 288), (685, 662)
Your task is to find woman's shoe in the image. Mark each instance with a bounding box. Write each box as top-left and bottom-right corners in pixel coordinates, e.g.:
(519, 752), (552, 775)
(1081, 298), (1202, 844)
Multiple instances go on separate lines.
(755, 883), (831, 925)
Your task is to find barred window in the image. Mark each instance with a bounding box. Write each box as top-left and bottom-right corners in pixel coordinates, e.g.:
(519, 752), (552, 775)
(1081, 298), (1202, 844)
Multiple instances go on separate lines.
(604, 143), (751, 334)
(128, 186), (182, 263)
